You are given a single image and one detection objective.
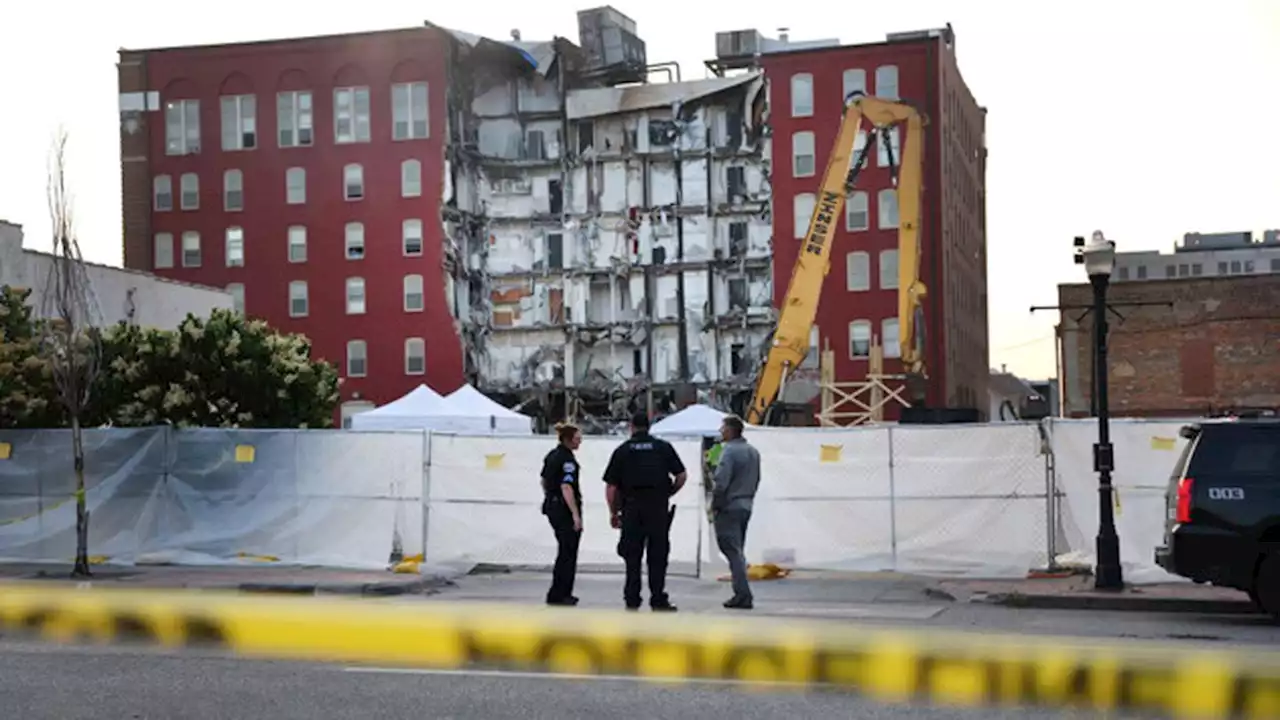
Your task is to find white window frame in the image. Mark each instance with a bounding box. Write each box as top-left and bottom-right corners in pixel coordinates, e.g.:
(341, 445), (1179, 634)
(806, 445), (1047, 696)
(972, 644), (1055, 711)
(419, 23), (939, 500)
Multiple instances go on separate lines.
(849, 320), (872, 359)
(220, 94), (257, 151)
(842, 69), (867, 102)
(877, 126), (901, 168)
(286, 167), (306, 205)
(790, 73), (814, 117)
(164, 99), (201, 156)
(153, 175), (173, 212)
(402, 219), (423, 256)
(346, 277), (366, 315)
(289, 280), (309, 318)
(852, 129), (870, 168)
(227, 283), (245, 315)
(346, 340), (368, 378)
(343, 163), (364, 201)
(225, 227), (244, 267)
(153, 232), (174, 269)
(875, 65), (900, 100)
(793, 193), (815, 240)
(401, 159), (422, 197)
(881, 318), (901, 359)
(277, 90), (313, 148)
(288, 226), (307, 263)
(846, 251), (870, 292)
(223, 169), (244, 212)
(392, 82), (429, 140)
(180, 173), (199, 210)
(181, 231), (201, 268)
(403, 274), (424, 312)
(878, 189), (899, 229)
(845, 190), (869, 231)
(334, 86), (371, 144)
(879, 249), (899, 290)
(404, 337), (426, 375)
(792, 131), (816, 177)
(345, 222), (365, 260)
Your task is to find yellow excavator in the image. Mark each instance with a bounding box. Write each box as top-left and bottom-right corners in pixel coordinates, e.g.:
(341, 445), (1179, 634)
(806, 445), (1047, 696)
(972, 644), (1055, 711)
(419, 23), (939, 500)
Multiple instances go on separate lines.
(745, 93), (927, 426)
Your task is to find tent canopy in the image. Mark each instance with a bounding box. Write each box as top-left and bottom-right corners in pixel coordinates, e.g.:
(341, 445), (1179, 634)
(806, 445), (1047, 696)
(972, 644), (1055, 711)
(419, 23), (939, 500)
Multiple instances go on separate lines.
(651, 404), (728, 437)
(349, 384), (533, 435)
(444, 385), (528, 419)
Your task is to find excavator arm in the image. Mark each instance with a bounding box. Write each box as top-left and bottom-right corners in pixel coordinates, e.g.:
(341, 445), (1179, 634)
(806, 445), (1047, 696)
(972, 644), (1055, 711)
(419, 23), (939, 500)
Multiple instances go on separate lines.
(745, 94), (927, 425)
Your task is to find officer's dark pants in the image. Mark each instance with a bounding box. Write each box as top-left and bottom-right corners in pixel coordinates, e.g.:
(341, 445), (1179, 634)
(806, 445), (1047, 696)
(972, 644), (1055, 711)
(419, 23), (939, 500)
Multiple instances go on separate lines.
(546, 503), (581, 602)
(618, 497), (671, 607)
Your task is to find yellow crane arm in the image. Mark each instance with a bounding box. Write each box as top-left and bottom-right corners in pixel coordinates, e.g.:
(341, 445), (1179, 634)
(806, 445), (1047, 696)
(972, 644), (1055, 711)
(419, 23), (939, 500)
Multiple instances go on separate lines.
(894, 110), (928, 391)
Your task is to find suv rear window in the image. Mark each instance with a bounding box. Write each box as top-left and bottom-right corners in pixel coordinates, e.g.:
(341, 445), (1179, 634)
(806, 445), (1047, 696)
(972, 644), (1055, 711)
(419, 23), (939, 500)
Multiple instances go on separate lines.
(1187, 425), (1280, 475)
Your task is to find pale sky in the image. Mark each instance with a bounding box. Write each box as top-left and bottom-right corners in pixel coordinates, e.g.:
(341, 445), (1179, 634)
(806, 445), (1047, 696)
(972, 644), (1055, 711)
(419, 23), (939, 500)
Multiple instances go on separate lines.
(2, 1), (1276, 381)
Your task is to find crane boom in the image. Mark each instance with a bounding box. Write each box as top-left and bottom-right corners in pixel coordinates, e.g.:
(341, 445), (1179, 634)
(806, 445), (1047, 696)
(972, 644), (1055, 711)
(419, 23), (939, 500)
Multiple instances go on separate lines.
(745, 94), (927, 425)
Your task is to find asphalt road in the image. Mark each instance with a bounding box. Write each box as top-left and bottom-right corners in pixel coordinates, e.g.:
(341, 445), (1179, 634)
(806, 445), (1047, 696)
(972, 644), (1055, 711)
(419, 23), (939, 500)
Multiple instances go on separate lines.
(0, 641), (1133, 720)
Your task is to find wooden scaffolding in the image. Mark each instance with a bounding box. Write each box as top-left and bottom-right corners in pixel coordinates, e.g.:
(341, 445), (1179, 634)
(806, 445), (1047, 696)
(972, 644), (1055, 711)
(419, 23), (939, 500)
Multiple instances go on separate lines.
(817, 338), (911, 426)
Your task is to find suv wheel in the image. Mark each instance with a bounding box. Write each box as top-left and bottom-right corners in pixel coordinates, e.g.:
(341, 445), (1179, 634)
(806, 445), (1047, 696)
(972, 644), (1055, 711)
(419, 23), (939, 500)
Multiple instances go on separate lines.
(1255, 553), (1280, 619)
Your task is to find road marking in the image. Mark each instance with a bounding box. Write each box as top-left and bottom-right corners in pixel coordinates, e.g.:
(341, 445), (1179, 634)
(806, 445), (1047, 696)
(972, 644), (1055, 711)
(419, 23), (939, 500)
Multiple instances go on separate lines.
(341, 666), (806, 689)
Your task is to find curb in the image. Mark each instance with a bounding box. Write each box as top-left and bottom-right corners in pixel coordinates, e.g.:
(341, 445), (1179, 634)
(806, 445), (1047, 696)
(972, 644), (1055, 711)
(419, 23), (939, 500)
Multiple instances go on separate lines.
(976, 591), (1259, 615)
(238, 578), (451, 597)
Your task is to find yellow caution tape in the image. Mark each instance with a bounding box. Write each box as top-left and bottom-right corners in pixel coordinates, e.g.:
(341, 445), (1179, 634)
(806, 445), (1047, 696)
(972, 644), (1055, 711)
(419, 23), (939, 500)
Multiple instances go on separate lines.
(0, 582), (1277, 718)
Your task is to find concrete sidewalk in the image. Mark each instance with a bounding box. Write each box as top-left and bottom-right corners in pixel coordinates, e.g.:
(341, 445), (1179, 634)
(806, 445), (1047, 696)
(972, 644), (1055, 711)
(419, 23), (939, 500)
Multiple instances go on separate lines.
(938, 574), (1259, 615)
(0, 562), (457, 597)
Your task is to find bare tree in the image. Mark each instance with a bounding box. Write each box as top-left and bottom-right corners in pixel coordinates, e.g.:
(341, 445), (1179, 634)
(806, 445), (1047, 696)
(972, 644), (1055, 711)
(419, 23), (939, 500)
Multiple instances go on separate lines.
(39, 130), (103, 578)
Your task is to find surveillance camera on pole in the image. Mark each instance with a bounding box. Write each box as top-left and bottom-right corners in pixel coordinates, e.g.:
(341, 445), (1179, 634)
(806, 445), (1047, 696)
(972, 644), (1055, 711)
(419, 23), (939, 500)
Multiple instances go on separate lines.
(1074, 230), (1116, 279)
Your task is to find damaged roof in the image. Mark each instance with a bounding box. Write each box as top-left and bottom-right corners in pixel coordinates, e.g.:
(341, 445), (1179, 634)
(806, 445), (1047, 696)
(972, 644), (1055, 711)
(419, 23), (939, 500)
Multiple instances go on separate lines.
(428, 22), (558, 75)
(566, 72), (762, 121)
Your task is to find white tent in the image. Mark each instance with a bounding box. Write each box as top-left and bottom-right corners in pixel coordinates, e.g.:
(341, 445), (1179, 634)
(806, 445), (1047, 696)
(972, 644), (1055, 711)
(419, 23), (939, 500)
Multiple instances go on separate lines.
(651, 404), (728, 437)
(348, 384), (532, 435)
(442, 384), (535, 435)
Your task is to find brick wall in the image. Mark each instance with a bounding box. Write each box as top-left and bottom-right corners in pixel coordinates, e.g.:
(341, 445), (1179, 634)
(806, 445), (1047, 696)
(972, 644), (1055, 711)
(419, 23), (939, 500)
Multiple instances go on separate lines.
(1059, 275), (1280, 417)
(117, 52), (151, 270)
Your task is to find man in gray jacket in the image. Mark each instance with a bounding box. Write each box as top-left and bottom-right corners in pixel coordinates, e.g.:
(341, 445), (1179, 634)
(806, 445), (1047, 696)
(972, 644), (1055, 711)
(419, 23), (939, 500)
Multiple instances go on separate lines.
(711, 414), (760, 610)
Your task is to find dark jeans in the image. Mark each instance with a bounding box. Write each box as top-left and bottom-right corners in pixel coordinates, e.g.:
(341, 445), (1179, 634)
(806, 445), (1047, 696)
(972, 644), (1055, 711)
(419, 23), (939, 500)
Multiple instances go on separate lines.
(546, 503), (581, 602)
(714, 508), (752, 600)
(618, 498), (672, 607)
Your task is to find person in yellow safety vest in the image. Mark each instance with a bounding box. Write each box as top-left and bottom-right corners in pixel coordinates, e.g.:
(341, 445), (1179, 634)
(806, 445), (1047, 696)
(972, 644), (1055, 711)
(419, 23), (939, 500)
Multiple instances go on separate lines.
(705, 441), (724, 469)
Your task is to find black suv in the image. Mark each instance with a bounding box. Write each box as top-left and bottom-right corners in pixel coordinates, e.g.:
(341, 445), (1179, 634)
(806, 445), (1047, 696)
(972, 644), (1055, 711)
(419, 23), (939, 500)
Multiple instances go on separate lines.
(1155, 419), (1280, 616)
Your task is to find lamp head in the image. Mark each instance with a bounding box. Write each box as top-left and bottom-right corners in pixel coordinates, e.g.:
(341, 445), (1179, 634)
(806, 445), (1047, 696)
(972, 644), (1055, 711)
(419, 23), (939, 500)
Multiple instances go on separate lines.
(1073, 230), (1116, 278)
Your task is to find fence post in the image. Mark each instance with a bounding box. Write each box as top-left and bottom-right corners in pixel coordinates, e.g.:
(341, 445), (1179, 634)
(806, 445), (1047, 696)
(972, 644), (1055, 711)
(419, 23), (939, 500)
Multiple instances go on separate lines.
(421, 430), (432, 563)
(887, 425), (898, 571)
(1041, 418), (1059, 571)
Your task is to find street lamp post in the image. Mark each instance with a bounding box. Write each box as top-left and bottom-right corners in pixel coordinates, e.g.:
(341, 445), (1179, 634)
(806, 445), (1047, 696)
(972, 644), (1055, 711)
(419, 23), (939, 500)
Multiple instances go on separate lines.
(1075, 230), (1123, 590)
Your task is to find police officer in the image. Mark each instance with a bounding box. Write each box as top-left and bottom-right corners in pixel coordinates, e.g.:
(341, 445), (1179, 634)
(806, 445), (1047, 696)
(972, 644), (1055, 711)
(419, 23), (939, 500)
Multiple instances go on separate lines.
(541, 423), (583, 606)
(603, 412), (687, 611)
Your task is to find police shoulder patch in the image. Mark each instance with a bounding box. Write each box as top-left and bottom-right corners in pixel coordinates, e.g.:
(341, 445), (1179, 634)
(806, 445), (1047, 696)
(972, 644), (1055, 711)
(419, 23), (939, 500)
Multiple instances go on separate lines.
(563, 461), (576, 473)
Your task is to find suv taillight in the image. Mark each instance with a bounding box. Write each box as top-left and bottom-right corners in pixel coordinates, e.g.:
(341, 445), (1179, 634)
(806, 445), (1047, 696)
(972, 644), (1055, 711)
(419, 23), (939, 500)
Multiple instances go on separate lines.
(1176, 477), (1194, 523)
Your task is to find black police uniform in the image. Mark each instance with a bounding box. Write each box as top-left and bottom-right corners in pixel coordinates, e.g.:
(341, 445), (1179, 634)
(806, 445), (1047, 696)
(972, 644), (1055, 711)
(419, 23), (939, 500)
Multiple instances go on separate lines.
(603, 430), (686, 609)
(541, 443), (582, 605)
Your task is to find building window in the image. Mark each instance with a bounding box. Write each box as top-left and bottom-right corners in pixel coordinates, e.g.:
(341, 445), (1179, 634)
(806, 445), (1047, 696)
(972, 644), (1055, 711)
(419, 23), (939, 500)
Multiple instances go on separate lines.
(878, 189), (899, 229)
(842, 69), (866, 101)
(153, 175), (173, 212)
(345, 222), (365, 260)
(334, 86), (371, 144)
(223, 169), (243, 212)
(1166, 265), (1176, 278)
(792, 131), (816, 177)
(882, 318), (901, 359)
(1136, 265), (1148, 279)
(277, 90), (313, 147)
(225, 227), (244, 267)
(1272, 258), (1280, 272)
(1230, 260), (1242, 273)
(403, 274), (424, 312)
(402, 219), (423, 256)
(790, 73), (814, 117)
(1218, 261), (1228, 274)
(346, 340), (367, 378)
(1117, 266), (1130, 281)
(401, 159), (422, 197)
(726, 166), (746, 200)
(879, 249), (899, 290)
(288, 226), (307, 263)
(153, 233), (174, 269)
(845, 190), (869, 231)
(1192, 263), (1203, 276)
(877, 127), (901, 168)
(392, 82), (429, 140)
(405, 338), (426, 375)
(181, 232), (201, 268)
(846, 252), (870, 291)
(875, 65), (899, 100)
(343, 163), (364, 201)
(1178, 263), (1189, 277)
(164, 99), (200, 155)
(346, 277), (366, 314)
(226, 283), (245, 314)
(289, 281), (308, 317)
(849, 320), (872, 358)
(180, 173), (199, 210)
(220, 94), (257, 151)
(793, 193), (816, 239)
(286, 167), (306, 205)
(1244, 259), (1256, 273)
(852, 129), (870, 168)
